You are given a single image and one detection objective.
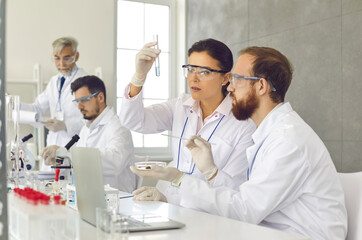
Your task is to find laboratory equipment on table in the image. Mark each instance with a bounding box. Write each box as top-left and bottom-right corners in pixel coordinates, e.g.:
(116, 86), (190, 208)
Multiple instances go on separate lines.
(51, 134), (80, 181)
(135, 161), (166, 170)
(8, 187), (79, 240)
(15, 134), (36, 173)
(66, 184), (119, 211)
(6, 95), (21, 187)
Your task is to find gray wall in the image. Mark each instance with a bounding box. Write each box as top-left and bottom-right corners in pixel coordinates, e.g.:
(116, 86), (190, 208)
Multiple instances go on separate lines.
(187, 0), (362, 173)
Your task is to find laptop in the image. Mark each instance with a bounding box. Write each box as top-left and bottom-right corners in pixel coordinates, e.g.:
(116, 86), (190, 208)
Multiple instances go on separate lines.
(70, 147), (185, 232)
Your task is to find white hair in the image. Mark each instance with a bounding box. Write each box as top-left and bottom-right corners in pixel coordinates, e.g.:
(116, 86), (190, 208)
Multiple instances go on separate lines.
(52, 36), (78, 54)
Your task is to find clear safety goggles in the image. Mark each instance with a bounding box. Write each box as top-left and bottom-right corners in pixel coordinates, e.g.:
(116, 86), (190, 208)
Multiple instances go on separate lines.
(52, 53), (77, 64)
(72, 91), (100, 105)
(229, 73), (276, 91)
(182, 64), (228, 81)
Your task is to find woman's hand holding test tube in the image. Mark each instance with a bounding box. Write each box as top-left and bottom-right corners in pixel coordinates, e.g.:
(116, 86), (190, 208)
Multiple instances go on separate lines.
(130, 41), (161, 87)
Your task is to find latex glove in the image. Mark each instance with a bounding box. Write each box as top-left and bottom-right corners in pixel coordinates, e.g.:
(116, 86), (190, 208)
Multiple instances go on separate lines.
(185, 136), (218, 181)
(44, 119), (66, 132)
(130, 42), (161, 87)
(41, 145), (60, 165)
(132, 186), (167, 202)
(130, 165), (185, 186)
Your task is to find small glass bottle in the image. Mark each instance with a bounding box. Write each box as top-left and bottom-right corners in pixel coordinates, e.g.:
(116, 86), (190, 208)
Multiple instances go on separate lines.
(111, 215), (129, 239)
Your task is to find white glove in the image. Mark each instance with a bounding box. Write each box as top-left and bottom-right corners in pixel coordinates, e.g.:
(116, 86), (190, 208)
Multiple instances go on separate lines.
(130, 42), (161, 87)
(132, 186), (167, 202)
(130, 165), (185, 185)
(41, 145), (60, 165)
(185, 136), (218, 181)
(44, 119), (66, 132)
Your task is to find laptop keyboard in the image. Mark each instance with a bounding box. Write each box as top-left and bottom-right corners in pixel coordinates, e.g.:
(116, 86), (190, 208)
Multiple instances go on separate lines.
(127, 217), (151, 228)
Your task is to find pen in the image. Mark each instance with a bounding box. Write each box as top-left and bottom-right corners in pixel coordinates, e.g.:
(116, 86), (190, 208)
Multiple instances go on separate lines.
(120, 195), (134, 199)
(154, 34), (160, 77)
(161, 134), (216, 145)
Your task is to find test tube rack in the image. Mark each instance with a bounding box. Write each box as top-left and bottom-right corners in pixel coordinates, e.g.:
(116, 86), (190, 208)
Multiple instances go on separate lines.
(8, 188), (79, 240)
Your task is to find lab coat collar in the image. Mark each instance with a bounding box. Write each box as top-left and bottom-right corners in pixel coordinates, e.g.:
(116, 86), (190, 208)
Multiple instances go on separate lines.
(86, 106), (112, 131)
(182, 94), (232, 117)
(251, 102), (293, 145)
(57, 66), (79, 91)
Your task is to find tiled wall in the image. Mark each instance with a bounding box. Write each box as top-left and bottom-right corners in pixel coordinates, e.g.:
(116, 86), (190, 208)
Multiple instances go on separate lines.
(187, 0), (362, 172)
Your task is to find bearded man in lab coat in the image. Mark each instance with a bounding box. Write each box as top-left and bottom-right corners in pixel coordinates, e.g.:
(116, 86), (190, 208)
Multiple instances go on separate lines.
(21, 37), (88, 170)
(42, 75), (136, 192)
(131, 47), (347, 240)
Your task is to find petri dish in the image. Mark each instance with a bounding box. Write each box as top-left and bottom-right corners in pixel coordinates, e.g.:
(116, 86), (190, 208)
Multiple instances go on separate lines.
(135, 161), (166, 170)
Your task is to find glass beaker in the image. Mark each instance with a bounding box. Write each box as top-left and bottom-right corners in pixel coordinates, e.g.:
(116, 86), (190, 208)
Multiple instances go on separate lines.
(6, 95), (20, 187)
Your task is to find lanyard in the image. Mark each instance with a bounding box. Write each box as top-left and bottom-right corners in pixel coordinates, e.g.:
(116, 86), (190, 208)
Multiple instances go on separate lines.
(177, 114), (225, 175)
(56, 67), (79, 112)
(246, 138), (268, 181)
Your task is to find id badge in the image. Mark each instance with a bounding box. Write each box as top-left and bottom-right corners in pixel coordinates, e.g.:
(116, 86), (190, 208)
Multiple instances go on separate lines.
(55, 111), (64, 121)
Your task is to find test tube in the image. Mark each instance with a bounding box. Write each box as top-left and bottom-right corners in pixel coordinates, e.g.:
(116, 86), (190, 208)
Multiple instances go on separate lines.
(153, 34), (160, 77)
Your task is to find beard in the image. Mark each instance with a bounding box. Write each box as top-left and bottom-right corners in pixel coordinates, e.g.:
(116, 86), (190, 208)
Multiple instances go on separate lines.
(231, 89), (259, 121)
(82, 102), (101, 121)
(57, 67), (73, 75)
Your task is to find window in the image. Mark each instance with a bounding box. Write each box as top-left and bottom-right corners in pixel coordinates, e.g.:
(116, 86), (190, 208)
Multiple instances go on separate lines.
(116, 0), (179, 157)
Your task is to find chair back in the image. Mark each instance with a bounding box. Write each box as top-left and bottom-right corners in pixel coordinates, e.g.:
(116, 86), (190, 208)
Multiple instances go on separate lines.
(338, 172), (362, 240)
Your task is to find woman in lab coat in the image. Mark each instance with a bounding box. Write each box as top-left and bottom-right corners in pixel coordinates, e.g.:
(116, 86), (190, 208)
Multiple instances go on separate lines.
(119, 39), (255, 204)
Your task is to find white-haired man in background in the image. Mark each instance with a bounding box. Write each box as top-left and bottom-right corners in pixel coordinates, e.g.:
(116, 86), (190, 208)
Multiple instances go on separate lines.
(21, 37), (87, 170)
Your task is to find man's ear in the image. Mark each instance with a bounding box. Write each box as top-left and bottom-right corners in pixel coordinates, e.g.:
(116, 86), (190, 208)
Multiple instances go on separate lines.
(98, 92), (105, 103)
(257, 78), (269, 96)
(75, 52), (80, 62)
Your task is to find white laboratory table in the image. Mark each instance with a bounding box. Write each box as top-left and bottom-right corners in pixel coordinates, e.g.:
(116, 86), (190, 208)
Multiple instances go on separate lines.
(79, 198), (310, 240)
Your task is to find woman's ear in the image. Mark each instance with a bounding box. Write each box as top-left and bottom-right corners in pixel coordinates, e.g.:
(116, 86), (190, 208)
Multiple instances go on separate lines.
(222, 72), (231, 86)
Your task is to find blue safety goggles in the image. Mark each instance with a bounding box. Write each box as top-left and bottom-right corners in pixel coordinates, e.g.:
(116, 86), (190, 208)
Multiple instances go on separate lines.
(72, 90), (100, 104)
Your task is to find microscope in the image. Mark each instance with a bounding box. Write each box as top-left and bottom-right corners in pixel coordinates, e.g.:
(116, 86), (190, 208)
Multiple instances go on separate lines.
(51, 134), (80, 181)
(10, 133), (36, 177)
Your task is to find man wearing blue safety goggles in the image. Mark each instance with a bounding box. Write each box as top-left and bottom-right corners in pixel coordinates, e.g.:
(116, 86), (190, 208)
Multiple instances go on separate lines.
(41, 76), (136, 192)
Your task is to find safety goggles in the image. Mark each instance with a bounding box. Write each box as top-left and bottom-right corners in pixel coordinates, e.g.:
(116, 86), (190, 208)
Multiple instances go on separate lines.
(72, 91), (100, 105)
(52, 53), (77, 64)
(182, 64), (228, 81)
(229, 73), (276, 91)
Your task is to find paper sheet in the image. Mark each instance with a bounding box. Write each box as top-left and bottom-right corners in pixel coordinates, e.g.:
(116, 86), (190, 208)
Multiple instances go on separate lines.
(19, 110), (44, 127)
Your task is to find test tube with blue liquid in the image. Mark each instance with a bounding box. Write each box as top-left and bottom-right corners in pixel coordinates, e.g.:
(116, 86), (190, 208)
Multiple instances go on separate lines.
(154, 34), (160, 77)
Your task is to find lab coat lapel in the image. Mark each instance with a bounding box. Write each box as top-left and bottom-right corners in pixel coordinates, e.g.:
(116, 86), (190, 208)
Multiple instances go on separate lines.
(185, 106), (198, 136)
(176, 106), (196, 172)
(87, 107), (113, 139)
(246, 103), (294, 171)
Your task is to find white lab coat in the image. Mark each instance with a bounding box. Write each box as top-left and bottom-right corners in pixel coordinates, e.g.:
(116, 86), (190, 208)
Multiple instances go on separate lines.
(21, 66), (87, 147)
(120, 86), (256, 204)
(77, 106), (136, 193)
(178, 102), (347, 240)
